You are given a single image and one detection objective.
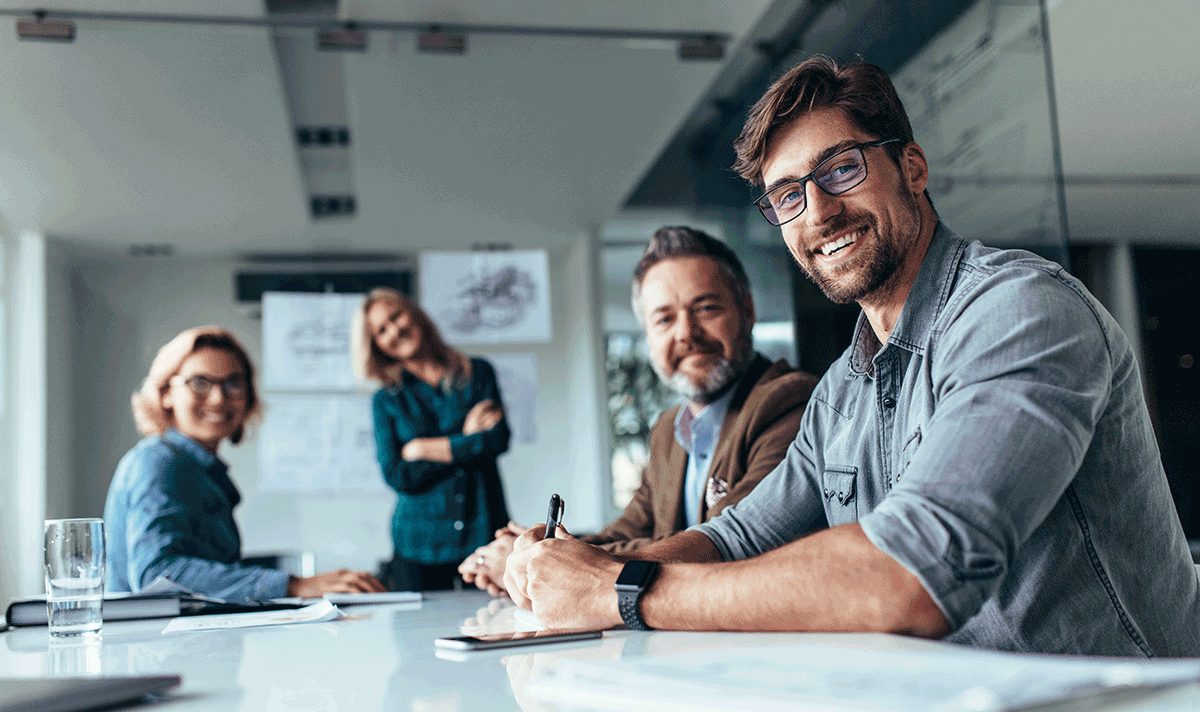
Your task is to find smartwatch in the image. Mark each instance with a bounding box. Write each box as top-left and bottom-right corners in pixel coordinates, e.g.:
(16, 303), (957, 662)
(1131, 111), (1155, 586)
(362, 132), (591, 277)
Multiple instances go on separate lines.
(614, 560), (659, 630)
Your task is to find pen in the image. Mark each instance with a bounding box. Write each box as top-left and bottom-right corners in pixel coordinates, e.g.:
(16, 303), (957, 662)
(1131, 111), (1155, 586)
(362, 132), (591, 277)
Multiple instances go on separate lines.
(543, 494), (563, 540)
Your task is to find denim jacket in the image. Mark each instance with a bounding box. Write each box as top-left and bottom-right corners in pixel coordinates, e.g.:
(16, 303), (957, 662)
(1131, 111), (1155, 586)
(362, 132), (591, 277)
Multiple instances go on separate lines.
(104, 429), (290, 601)
(697, 223), (1200, 656)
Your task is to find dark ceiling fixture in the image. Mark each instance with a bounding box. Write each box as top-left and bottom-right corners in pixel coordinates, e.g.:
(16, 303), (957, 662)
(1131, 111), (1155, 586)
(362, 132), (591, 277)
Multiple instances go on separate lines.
(16, 11), (74, 42)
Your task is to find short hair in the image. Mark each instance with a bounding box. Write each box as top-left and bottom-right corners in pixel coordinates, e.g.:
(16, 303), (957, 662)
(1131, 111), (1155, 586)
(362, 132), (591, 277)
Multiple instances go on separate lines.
(631, 226), (753, 325)
(131, 326), (261, 445)
(351, 287), (470, 389)
(733, 56), (930, 207)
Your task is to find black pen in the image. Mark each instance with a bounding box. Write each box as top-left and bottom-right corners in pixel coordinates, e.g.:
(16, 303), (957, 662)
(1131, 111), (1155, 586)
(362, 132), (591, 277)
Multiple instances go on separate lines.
(543, 494), (563, 540)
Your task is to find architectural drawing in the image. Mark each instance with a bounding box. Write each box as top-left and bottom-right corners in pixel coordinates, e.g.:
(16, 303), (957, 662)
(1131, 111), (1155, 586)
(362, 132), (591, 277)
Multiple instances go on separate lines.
(420, 250), (552, 344)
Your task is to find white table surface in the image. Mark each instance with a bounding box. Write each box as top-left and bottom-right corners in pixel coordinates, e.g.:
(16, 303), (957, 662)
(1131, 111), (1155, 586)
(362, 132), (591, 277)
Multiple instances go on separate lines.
(2, 589), (1198, 711)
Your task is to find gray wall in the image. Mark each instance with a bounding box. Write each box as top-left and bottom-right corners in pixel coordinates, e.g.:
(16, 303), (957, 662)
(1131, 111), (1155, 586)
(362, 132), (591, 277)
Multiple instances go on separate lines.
(47, 236), (608, 575)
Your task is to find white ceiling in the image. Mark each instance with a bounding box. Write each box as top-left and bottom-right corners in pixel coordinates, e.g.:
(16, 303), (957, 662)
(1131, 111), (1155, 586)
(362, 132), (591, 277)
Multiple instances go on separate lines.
(0, 0), (1196, 256)
(0, 0), (774, 254)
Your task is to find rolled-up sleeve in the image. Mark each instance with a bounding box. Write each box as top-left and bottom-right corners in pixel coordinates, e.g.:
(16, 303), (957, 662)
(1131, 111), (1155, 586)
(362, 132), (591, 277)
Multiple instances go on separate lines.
(692, 422), (827, 561)
(860, 267), (1112, 631)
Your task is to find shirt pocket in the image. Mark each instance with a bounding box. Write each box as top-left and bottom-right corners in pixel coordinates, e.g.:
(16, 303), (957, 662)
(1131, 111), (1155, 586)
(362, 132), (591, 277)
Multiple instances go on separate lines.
(821, 466), (858, 526)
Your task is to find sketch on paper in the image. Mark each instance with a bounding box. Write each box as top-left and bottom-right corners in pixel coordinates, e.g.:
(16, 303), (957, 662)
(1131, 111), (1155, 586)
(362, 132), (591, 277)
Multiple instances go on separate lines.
(482, 353), (538, 445)
(262, 292), (361, 390)
(420, 251), (552, 344)
(258, 393), (385, 492)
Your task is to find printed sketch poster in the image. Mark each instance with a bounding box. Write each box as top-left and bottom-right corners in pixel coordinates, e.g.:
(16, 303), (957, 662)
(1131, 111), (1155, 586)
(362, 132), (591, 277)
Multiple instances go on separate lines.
(481, 353), (538, 445)
(262, 292), (360, 390)
(258, 393), (385, 492)
(419, 250), (552, 344)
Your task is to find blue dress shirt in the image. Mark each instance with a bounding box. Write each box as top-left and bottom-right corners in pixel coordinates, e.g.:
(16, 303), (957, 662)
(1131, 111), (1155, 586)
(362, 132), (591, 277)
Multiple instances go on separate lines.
(673, 377), (740, 527)
(104, 429), (290, 602)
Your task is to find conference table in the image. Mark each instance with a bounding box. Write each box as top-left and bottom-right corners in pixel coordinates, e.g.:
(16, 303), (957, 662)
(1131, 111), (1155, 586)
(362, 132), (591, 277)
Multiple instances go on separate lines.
(2, 589), (1198, 711)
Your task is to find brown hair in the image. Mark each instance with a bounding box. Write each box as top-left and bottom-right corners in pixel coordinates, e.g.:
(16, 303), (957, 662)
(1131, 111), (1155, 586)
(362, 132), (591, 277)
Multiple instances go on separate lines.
(131, 326), (261, 444)
(733, 56), (929, 206)
(631, 226), (753, 324)
(351, 287), (471, 389)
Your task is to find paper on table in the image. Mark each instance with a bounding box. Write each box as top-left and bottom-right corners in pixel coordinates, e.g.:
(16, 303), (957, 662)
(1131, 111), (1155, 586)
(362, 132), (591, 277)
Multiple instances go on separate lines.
(323, 591), (421, 605)
(161, 601), (342, 634)
(524, 641), (1200, 712)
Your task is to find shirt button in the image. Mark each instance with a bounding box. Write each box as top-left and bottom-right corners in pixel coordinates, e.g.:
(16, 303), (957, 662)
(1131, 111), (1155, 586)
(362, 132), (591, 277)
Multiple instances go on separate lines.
(881, 396), (896, 408)
(454, 494), (465, 503)
(454, 521), (464, 531)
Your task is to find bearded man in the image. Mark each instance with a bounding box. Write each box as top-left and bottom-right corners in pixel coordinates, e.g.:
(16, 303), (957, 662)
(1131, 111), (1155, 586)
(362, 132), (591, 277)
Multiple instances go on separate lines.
(459, 226), (817, 594)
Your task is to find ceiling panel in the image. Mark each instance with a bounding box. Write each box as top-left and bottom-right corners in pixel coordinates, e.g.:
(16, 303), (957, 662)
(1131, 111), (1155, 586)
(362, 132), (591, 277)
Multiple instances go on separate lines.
(341, 0), (765, 34)
(0, 21), (308, 250)
(0, 0), (266, 18)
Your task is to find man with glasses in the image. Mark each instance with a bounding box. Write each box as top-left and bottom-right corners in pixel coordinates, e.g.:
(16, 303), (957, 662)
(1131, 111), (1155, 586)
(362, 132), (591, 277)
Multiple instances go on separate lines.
(504, 57), (1200, 656)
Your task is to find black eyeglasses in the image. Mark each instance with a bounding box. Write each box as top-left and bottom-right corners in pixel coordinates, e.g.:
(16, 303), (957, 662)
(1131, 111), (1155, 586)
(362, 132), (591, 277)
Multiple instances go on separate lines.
(752, 138), (902, 226)
(172, 375), (248, 400)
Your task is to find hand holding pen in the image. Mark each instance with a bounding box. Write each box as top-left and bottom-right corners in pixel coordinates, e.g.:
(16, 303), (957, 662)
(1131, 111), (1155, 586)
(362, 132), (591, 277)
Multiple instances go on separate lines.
(543, 494), (563, 539)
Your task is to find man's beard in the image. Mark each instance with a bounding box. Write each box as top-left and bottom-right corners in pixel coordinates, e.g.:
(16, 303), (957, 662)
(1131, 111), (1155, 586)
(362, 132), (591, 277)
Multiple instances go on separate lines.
(794, 189), (920, 305)
(653, 323), (754, 406)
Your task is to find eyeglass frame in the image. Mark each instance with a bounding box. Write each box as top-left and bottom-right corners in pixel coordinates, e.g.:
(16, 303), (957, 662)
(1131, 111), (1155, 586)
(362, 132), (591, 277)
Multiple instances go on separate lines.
(169, 374), (249, 400)
(751, 138), (903, 227)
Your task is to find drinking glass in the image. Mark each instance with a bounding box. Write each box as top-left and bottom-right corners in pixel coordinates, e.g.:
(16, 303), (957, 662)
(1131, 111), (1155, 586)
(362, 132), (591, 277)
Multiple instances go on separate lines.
(43, 518), (105, 637)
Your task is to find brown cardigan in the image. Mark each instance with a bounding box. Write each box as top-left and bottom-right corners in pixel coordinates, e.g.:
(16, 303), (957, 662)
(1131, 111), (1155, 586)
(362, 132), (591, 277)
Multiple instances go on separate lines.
(584, 354), (817, 554)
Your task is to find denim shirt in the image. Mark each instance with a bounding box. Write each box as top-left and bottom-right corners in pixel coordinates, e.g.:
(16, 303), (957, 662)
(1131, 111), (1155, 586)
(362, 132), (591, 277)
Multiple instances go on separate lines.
(696, 223), (1200, 656)
(373, 358), (511, 564)
(104, 429), (290, 602)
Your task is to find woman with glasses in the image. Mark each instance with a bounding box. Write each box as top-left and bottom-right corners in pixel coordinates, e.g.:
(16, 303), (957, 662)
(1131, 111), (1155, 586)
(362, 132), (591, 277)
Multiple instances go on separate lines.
(104, 326), (384, 601)
(353, 288), (511, 591)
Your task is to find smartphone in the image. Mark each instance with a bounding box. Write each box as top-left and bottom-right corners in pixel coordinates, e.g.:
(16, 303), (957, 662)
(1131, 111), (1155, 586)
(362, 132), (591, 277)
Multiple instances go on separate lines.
(435, 627), (601, 651)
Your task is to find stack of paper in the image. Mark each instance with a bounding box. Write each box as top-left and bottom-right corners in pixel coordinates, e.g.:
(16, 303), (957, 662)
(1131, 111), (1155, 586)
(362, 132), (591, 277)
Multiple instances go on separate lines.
(524, 641), (1200, 712)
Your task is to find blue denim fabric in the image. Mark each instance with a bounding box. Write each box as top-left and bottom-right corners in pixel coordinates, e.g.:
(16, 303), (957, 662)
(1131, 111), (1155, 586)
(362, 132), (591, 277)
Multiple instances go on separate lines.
(695, 223), (1200, 656)
(104, 429), (290, 602)
(373, 357), (510, 565)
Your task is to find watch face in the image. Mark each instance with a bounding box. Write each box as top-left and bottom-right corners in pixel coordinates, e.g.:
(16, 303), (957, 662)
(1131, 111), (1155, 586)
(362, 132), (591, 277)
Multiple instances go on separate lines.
(616, 559), (658, 587)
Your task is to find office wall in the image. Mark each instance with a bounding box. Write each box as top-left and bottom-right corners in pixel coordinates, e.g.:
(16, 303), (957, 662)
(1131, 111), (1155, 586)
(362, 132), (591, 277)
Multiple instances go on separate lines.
(47, 235), (607, 577)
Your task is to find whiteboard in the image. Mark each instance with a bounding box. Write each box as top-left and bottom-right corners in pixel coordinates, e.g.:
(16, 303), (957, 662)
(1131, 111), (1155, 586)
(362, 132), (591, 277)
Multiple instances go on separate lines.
(257, 393), (386, 492)
(261, 292), (361, 390)
(419, 251), (552, 344)
(482, 353), (538, 445)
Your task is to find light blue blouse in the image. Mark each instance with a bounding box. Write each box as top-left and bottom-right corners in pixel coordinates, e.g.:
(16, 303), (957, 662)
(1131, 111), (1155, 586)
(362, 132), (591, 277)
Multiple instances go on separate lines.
(104, 429), (290, 602)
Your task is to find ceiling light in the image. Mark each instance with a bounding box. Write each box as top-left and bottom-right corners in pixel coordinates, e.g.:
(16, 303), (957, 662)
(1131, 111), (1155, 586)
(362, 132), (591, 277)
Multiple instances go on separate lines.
(679, 37), (724, 61)
(16, 14), (75, 43)
(317, 26), (366, 52)
(417, 29), (466, 55)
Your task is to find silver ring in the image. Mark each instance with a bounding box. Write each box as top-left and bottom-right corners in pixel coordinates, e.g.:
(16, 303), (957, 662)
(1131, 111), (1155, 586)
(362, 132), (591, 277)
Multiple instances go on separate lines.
(476, 555), (485, 566)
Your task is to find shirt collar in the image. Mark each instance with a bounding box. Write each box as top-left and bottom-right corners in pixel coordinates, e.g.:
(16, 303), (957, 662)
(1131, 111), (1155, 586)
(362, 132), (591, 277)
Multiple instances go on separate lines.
(162, 428), (240, 506)
(673, 368), (744, 452)
(848, 222), (968, 375)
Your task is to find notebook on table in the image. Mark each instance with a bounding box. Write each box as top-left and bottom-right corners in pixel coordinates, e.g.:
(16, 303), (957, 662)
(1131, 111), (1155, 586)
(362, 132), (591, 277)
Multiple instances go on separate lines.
(0, 675), (181, 712)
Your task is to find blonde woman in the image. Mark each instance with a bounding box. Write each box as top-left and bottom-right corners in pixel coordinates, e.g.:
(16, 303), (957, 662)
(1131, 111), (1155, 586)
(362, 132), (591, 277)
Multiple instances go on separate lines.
(105, 326), (384, 601)
(353, 288), (511, 591)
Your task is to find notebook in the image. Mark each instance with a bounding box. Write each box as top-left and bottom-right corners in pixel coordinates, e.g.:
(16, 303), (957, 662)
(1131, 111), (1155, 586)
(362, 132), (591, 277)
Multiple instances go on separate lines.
(0, 675), (181, 712)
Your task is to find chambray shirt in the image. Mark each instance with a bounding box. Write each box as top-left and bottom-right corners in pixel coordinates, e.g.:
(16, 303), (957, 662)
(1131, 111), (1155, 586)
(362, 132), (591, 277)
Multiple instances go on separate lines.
(373, 357), (510, 565)
(696, 223), (1200, 656)
(104, 429), (290, 602)
(674, 377), (739, 527)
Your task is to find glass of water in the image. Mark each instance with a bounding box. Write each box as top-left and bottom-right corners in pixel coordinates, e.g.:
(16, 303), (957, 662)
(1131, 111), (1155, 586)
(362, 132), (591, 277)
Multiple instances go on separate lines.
(43, 518), (105, 638)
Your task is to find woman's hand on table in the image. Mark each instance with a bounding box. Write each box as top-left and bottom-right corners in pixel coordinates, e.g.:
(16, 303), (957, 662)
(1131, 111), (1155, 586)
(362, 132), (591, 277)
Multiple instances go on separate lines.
(287, 569), (387, 597)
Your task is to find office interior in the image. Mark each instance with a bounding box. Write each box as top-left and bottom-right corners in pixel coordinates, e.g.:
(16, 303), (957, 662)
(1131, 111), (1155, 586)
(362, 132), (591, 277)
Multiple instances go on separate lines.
(0, 0), (1196, 608)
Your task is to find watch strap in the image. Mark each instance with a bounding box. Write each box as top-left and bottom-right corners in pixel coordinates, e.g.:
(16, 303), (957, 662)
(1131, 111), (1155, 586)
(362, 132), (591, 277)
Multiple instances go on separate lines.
(615, 561), (658, 630)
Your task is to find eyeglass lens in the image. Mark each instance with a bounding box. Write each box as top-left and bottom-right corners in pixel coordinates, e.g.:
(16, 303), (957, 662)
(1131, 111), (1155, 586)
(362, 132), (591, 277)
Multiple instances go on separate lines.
(758, 146), (870, 226)
(184, 376), (247, 399)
